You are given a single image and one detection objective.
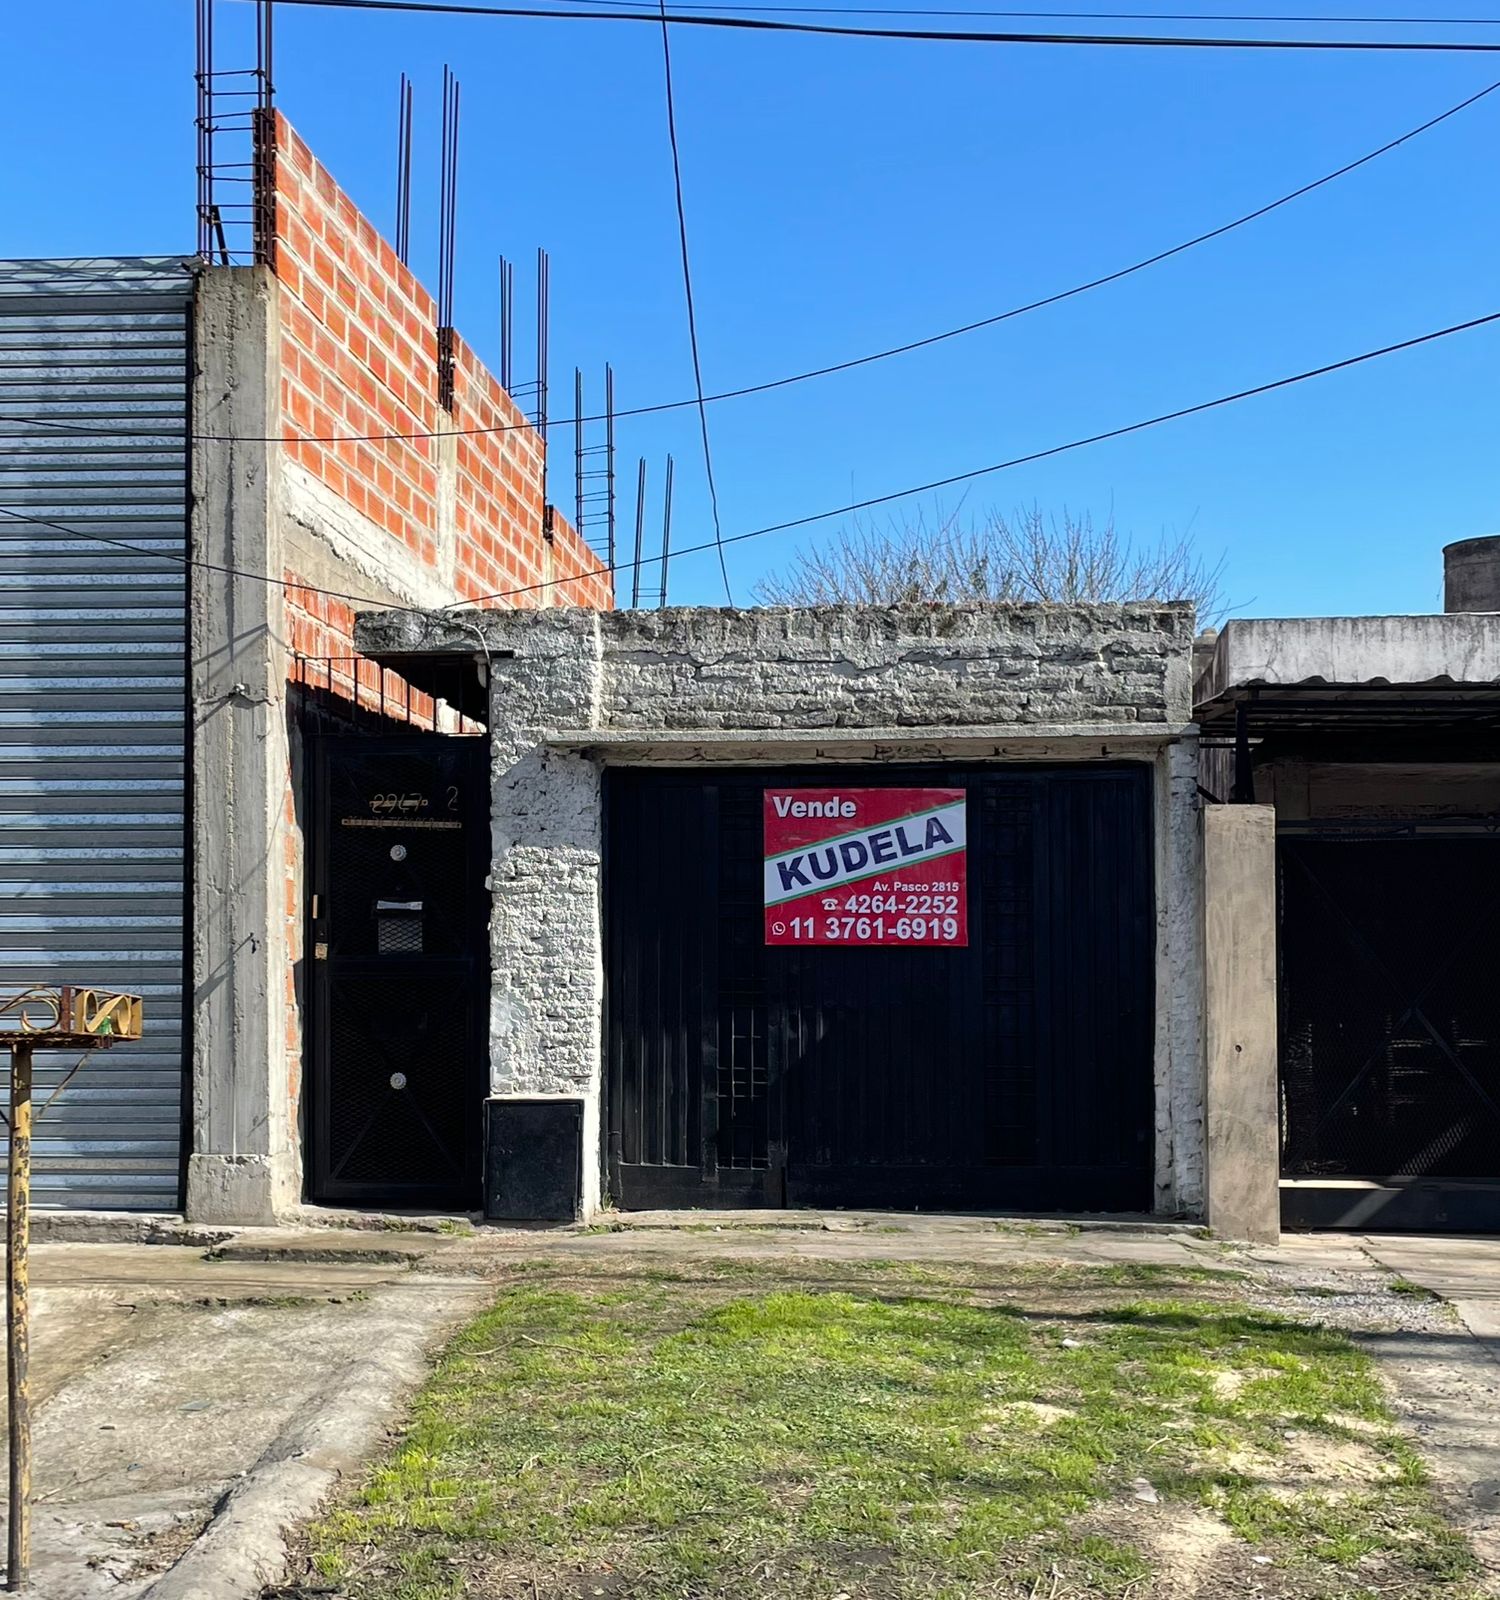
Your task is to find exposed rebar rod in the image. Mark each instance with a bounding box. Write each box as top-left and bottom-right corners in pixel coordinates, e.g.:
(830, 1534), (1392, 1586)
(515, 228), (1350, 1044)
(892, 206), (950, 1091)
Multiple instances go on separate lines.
(660, 452), (674, 609)
(499, 256), (514, 391)
(259, 0), (275, 107)
(436, 66), (460, 409)
(631, 456), (647, 609)
(196, 0), (212, 258)
(574, 367), (585, 535)
(395, 73), (414, 263)
(604, 363), (617, 571)
(535, 246), (550, 440)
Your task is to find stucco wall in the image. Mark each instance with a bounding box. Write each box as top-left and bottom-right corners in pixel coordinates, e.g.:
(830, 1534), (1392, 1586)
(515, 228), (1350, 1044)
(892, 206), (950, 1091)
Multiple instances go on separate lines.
(355, 602), (1203, 1217)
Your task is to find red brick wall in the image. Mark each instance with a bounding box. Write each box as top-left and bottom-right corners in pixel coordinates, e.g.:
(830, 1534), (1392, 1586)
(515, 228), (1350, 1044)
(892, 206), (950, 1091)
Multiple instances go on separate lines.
(265, 113), (611, 1183)
(270, 111), (611, 610)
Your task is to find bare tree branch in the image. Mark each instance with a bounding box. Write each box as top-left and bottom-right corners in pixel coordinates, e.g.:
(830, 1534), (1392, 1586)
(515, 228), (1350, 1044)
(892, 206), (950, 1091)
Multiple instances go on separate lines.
(754, 504), (1225, 623)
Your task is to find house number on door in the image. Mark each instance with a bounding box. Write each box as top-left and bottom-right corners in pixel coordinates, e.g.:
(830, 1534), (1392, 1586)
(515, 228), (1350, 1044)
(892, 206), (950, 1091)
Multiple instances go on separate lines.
(368, 792), (428, 816)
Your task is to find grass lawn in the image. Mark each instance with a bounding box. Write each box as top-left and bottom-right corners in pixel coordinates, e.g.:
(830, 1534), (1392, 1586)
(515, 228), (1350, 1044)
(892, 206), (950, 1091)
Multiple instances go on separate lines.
(303, 1256), (1479, 1599)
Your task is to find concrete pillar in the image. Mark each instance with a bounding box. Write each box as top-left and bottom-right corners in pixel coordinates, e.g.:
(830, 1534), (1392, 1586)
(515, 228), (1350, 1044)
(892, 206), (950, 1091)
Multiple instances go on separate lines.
(486, 612), (606, 1217)
(186, 268), (299, 1224)
(1444, 536), (1500, 613)
(1153, 739), (1206, 1217)
(1202, 804), (1280, 1243)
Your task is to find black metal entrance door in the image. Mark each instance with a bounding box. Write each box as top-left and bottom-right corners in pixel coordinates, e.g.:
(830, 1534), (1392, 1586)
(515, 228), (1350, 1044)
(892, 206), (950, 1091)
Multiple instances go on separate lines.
(309, 736), (489, 1208)
(605, 766), (1154, 1213)
(1280, 838), (1500, 1199)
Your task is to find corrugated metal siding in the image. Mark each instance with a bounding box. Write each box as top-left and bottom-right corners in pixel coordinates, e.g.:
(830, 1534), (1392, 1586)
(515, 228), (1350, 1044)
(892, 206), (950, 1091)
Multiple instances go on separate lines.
(0, 258), (194, 1210)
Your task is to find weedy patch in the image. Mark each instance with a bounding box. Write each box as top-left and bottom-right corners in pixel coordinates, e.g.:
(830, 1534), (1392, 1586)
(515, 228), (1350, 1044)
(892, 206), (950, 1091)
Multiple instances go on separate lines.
(1388, 1277), (1442, 1302)
(297, 1257), (1478, 1599)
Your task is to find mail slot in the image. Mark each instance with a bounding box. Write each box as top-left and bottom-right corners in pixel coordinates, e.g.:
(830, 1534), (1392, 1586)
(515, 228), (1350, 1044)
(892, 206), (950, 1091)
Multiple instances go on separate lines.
(374, 899), (424, 954)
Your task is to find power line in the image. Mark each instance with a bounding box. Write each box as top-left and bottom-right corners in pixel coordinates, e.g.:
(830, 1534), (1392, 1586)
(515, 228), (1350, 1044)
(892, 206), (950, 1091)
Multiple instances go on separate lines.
(547, 0), (1500, 22)
(4, 71), (1493, 453)
(455, 309), (1500, 605)
(656, 0), (734, 603)
(269, 0), (1500, 51)
(8, 313), (1490, 610)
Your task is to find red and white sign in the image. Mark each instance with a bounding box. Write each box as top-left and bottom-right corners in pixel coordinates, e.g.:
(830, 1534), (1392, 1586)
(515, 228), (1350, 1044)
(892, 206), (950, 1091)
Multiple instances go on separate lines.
(763, 787), (968, 947)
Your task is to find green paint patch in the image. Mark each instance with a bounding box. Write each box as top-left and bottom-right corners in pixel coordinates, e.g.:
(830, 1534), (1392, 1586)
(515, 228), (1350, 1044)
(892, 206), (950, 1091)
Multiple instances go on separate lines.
(301, 1258), (1477, 1600)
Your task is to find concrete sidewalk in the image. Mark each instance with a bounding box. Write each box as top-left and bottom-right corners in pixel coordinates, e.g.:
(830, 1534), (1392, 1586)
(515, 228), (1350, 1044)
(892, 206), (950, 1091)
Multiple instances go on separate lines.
(1, 1237), (488, 1600)
(1361, 1232), (1500, 1344)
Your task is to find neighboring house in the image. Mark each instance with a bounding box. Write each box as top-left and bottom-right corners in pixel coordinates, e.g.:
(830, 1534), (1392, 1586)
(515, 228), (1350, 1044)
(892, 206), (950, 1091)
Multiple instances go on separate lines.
(1196, 539), (1500, 1234)
(0, 111), (611, 1223)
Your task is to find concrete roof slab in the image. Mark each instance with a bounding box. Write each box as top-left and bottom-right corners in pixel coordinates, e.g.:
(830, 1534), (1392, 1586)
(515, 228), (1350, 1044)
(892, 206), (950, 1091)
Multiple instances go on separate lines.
(1196, 614), (1500, 707)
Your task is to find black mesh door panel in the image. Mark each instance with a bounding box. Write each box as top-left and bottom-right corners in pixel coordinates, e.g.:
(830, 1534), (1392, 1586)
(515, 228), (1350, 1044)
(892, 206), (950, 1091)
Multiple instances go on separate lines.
(325, 968), (473, 1187)
(310, 736), (488, 1208)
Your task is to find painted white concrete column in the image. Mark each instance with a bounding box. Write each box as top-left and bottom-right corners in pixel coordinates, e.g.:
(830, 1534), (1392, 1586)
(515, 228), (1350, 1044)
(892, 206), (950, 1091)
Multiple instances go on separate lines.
(1202, 804), (1280, 1244)
(486, 612), (606, 1215)
(186, 268), (299, 1224)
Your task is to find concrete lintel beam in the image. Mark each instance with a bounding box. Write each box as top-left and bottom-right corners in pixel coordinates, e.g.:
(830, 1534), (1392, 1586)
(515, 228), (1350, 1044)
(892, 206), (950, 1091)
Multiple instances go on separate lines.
(544, 723), (1194, 761)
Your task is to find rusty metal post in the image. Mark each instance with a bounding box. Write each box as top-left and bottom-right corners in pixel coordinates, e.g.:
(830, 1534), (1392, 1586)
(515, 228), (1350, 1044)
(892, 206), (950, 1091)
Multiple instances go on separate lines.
(6, 1039), (31, 1591)
(0, 984), (139, 1594)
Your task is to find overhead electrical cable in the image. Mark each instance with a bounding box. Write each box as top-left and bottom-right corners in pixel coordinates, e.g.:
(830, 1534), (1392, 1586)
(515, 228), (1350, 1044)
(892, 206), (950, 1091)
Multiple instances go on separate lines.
(656, 0), (735, 602)
(4, 312), (1494, 610)
(266, 0), (1500, 53)
(455, 310), (1500, 604)
(3, 69), (1494, 451)
(543, 0), (1500, 22)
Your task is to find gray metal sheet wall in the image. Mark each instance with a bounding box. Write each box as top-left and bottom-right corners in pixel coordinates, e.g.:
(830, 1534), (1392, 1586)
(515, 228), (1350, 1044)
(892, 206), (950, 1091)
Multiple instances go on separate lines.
(0, 258), (194, 1210)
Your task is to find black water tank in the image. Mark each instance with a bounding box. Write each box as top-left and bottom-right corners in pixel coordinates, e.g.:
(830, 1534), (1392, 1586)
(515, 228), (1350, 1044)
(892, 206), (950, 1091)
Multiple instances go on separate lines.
(1443, 536), (1500, 613)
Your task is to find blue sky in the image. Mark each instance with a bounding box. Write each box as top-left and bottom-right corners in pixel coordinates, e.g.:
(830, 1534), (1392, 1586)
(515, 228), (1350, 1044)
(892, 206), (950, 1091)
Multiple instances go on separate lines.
(5, 0), (1499, 615)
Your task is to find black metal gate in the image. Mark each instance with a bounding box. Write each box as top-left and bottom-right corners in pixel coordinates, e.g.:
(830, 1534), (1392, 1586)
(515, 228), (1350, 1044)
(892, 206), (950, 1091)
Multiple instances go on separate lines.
(1280, 837), (1500, 1223)
(308, 736), (490, 1208)
(604, 765), (1155, 1213)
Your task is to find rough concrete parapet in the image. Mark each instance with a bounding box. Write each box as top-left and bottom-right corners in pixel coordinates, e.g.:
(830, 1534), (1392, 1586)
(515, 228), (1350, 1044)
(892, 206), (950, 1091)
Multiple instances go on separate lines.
(1202, 804), (1280, 1244)
(358, 602), (1197, 730)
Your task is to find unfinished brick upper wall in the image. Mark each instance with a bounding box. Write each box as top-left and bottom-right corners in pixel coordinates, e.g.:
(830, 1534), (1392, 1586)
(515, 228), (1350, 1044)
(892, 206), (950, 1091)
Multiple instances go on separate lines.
(261, 111), (609, 1176)
(269, 111), (611, 616)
